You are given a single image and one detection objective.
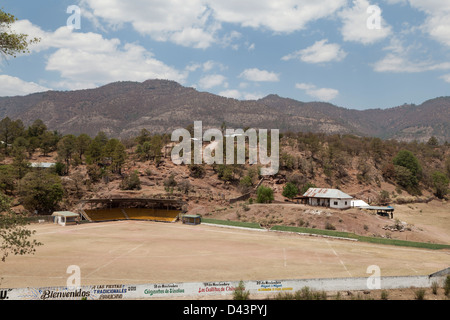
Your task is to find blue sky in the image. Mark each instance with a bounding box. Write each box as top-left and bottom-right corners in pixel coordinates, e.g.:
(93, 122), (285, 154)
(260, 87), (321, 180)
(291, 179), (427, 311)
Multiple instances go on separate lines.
(1, 0), (450, 110)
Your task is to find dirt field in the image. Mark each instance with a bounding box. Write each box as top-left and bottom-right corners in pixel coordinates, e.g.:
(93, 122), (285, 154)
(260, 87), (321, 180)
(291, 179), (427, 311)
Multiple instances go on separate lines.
(0, 220), (448, 291)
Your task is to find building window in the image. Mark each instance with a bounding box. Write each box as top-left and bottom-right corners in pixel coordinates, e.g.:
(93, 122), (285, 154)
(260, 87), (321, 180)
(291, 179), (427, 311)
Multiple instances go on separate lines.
(334, 201), (338, 206)
(345, 201), (347, 205)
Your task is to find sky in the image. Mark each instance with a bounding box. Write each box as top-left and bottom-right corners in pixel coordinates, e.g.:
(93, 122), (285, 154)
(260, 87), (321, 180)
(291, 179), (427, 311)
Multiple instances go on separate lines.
(1, 0), (450, 110)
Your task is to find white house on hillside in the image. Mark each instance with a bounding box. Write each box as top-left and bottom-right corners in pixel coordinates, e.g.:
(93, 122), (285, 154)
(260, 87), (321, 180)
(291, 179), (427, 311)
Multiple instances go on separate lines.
(303, 188), (353, 209)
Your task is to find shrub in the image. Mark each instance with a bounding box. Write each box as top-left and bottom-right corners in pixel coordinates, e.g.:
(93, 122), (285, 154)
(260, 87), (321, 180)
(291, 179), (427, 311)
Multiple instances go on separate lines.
(120, 170), (141, 190)
(295, 287), (327, 300)
(188, 164), (205, 178)
(86, 164), (103, 183)
(239, 175), (253, 193)
(163, 174), (177, 189)
(256, 185), (274, 204)
(431, 281), (439, 295)
(414, 288), (426, 300)
(233, 281), (250, 300)
(380, 290), (389, 300)
(432, 171), (449, 199)
(282, 182), (299, 200)
(325, 222), (336, 230)
(444, 275), (450, 296)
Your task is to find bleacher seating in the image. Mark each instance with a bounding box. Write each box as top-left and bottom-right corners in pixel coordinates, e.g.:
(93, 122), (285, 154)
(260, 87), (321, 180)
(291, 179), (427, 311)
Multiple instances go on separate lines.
(83, 208), (179, 222)
(124, 208), (180, 222)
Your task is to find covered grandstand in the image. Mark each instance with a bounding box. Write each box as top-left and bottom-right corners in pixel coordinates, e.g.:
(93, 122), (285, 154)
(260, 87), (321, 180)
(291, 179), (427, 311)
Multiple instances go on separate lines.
(78, 198), (186, 223)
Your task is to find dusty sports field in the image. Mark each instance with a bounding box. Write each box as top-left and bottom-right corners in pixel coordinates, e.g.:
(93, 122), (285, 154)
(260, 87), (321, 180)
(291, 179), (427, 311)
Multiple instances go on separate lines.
(0, 220), (448, 290)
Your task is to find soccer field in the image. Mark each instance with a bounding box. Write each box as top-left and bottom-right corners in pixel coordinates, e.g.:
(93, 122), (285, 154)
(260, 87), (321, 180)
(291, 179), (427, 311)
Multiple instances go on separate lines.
(0, 220), (448, 290)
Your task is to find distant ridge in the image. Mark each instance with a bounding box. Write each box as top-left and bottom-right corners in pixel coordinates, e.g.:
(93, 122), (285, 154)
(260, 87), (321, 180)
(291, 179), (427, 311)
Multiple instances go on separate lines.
(0, 79), (448, 142)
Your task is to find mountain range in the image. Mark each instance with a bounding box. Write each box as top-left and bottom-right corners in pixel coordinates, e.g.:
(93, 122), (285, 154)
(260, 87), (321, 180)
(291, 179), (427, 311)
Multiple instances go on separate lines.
(0, 79), (448, 142)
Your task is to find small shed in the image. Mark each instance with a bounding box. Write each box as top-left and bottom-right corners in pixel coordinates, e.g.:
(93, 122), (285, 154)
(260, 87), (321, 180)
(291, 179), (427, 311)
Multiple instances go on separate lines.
(52, 211), (80, 226)
(182, 214), (201, 225)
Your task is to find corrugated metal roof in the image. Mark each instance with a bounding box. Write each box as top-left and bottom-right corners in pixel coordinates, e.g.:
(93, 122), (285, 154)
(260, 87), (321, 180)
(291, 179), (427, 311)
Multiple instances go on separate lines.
(30, 162), (56, 168)
(303, 188), (353, 199)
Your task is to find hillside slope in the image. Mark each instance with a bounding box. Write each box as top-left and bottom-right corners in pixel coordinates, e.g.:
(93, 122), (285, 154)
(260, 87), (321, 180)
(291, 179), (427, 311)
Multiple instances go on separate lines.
(0, 79), (448, 142)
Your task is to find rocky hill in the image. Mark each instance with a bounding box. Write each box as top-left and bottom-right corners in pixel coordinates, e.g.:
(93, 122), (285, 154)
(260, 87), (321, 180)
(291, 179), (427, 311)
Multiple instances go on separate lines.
(0, 79), (449, 142)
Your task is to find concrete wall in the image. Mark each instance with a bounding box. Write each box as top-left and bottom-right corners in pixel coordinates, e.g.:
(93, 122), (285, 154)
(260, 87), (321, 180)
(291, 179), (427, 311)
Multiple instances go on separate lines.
(2, 270), (447, 300)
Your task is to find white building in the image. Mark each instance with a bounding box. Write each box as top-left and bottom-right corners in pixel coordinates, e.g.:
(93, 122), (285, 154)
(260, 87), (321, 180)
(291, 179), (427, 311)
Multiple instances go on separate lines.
(303, 188), (353, 209)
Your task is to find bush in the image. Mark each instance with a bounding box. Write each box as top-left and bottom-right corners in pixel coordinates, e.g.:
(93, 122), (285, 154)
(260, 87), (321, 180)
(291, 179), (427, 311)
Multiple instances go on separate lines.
(163, 174), (177, 189)
(120, 171), (141, 190)
(282, 182), (299, 200)
(325, 222), (336, 230)
(86, 164), (103, 183)
(431, 281), (439, 295)
(414, 288), (426, 300)
(256, 185), (274, 203)
(432, 171), (449, 199)
(233, 281), (250, 300)
(188, 164), (205, 178)
(444, 275), (450, 296)
(239, 175), (253, 193)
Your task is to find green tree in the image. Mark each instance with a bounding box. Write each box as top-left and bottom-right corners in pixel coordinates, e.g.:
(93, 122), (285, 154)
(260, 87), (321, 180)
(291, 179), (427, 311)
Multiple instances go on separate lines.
(393, 150), (422, 180)
(40, 131), (59, 156)
(426, 136), (439, 147)
(150, 134), (163, 165)
(445, 157), (450, 178)
(26, 119), (47, 138)
(0, 192), (42, 262)
(432, 171), (449, 199)
(111, 142), (127, 174)
(11, 143), (30, 180)
(56, 135), (76, 174)
(256, 185), (274, 203)
(0, 165), (15, 195)
(300, 182), (316, 195)
(394, 165), (418, 193)
(0, 9), (42, 262)
(0, 9), (40, 58)
(282, 182), (299, 200)
(75, 133), (91, 162)
(135, 128), (151, 145)
(18, 171), (64, 214)
(0, 117), (25, 155)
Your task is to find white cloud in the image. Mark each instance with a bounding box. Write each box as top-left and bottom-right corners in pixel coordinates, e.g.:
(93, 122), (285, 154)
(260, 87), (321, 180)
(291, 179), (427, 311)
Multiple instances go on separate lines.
(80, 0), (218, 49)
(0, 75), (50, 97)
(198, 74), (228, 89)
(218, 89), (242, 99)
(79, 0), (347, 48)
(338, 0), (392, 44)
(440, 74), (450, 83)
(11, 20), (187, 90)
(210, 0), (347, 33)
(295, 83), (339, 101)
(373, 38), (450, 73)
(406, 0), (450, 47)
(239, 68), (280, 82)
(218, 89), (264, 100)
(282, 39), (347, 63)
